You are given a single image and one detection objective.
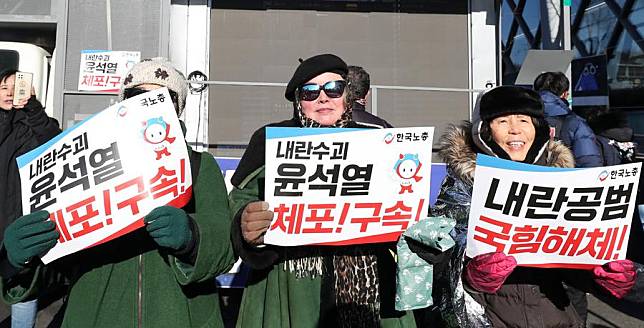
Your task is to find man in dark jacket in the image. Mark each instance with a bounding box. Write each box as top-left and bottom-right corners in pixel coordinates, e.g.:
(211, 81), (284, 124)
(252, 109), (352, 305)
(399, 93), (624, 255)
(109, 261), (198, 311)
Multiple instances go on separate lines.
(534, 71), (602, 168)
(0, 69), (60, 328)
(347, 65), (393, 128)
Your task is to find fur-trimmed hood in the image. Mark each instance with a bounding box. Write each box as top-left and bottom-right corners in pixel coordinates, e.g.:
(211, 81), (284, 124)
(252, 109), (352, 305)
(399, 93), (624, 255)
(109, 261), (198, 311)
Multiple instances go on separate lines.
(438, 121), (575, 184)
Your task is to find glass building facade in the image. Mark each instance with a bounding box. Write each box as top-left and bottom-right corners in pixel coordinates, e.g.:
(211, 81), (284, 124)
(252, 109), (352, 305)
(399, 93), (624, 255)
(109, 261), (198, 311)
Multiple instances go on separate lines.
(501, 0), (644, 147)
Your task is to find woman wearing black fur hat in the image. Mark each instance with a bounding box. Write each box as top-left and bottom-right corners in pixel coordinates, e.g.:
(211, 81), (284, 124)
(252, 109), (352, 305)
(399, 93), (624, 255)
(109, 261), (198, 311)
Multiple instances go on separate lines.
(425, 86), (640, 327)
(229, 54), (415, 328)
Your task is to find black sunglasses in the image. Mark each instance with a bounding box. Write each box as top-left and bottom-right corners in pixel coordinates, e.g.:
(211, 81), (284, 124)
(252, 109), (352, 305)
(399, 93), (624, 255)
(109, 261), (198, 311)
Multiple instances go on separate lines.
(123, 87), (179, 104)
(298, 80), (347, 102)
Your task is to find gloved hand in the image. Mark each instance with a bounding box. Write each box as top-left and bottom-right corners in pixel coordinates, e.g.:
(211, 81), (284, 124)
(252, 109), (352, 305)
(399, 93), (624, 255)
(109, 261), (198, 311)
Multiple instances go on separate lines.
(3, 211), (59, 269)
(464, 252), (517, 293)
(593, 259), (636, 299)
(144, 206), (193, 252)
(241, 201), (273, 246)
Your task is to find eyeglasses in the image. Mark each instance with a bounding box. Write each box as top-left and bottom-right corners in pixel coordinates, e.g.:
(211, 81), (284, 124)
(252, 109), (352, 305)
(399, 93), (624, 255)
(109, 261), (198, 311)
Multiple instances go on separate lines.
(298, 80), (347, 101)
(123, 87), (179, 104)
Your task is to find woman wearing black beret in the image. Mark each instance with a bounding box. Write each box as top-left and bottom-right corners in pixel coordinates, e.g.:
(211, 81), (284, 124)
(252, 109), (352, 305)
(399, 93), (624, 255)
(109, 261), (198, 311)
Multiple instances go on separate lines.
(229, 54), (416, 328)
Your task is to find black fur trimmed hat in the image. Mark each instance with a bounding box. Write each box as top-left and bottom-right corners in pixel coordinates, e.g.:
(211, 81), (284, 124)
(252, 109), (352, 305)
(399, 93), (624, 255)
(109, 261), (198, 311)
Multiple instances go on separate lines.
(285, 54), (348, 102)
(479, 85), (544, 121)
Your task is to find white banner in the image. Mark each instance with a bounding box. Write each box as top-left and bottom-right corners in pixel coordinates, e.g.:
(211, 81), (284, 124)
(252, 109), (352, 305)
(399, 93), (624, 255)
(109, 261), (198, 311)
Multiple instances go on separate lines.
(264, 127), (434, 246)
(466, 155), (641, 269)
(18, 88), (192, 263)
(78, 50), (140, 92)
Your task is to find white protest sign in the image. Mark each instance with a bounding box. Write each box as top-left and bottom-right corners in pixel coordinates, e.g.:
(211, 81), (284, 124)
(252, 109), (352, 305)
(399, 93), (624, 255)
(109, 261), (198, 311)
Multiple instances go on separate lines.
(18, 88), (191, 264)
(78, 50), (140, 92)
(466, 154), (641, 269)
(264, 127), (434, 246)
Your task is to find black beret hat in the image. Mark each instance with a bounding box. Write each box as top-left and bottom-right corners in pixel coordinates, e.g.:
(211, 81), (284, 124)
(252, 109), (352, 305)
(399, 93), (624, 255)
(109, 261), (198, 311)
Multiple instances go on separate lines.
(285, 54), (348, 102)
(479, 85), (544, 121)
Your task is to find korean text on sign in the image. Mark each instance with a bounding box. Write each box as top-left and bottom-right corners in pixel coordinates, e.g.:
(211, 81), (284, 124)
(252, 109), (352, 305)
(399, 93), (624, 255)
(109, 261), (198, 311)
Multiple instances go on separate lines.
(18, 88), (192, 264)
(466, 155), (641, 268)
(264, 127), (434, 246)
(77, 50), (140, 92)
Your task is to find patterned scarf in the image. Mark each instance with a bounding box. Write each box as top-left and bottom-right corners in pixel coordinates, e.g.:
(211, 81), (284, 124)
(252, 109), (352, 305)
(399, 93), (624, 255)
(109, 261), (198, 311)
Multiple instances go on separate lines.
(283, 101), (380, 327)
(281, 247), (380, 328)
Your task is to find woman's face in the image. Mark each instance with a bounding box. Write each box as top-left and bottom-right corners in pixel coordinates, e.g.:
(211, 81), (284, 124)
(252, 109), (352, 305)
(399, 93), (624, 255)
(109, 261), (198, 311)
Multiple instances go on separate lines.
(299, 72), (346, 126)
(0, 74), (16, 111)
(489, 114), (535, 161)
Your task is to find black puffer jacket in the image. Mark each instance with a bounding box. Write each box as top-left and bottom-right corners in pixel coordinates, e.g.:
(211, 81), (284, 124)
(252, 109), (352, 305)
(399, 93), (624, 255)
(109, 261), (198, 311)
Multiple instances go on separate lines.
(0, 97), (60, 240)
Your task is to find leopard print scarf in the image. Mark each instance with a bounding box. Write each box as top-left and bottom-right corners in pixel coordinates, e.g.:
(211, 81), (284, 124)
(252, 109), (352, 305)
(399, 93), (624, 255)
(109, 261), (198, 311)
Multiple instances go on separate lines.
(281, 248), (380, 327)
(285, 100), (379, 326)
(333, 253), (380, 328)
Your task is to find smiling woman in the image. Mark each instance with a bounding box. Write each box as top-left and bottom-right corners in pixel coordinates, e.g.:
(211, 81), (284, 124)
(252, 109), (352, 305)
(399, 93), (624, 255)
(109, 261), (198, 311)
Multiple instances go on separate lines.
(489, 114), (536, 161)
(473, 86), (551, 165)
(422, 86), (637, 328)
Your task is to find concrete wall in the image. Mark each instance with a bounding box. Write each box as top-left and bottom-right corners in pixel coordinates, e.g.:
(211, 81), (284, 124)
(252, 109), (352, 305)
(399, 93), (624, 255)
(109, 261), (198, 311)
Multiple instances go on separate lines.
(208, 9), (471, 157)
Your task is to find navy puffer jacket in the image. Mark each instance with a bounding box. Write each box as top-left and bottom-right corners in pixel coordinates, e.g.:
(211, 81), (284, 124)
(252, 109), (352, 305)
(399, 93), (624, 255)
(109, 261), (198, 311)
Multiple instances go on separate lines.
(540, 91), (603, 168)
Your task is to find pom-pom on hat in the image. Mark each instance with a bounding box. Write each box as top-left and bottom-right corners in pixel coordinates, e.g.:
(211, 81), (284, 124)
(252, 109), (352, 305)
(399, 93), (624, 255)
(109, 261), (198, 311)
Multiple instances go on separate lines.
(479, 85), (544, 121)
(118, 57), (188, 112)
(285, 54), (348, 102)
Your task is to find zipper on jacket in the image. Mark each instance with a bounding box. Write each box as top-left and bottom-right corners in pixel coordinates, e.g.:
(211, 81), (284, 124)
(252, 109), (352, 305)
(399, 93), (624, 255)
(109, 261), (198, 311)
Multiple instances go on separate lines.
(138, 254), (143, 328)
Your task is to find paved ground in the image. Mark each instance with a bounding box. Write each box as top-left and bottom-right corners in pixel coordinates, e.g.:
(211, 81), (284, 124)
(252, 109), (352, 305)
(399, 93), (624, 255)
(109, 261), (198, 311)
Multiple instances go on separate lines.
(587, 293), (644, 328)
(0, 290), (640, 327)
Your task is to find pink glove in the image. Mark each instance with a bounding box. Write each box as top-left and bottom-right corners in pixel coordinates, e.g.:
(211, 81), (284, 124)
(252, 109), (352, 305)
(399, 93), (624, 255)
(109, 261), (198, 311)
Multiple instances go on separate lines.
(593, 260), (636, 299)
(465, 252), (517, 293)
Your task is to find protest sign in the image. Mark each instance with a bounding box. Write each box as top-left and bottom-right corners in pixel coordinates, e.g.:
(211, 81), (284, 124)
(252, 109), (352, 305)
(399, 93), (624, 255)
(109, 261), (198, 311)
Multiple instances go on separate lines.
(214, 156), (447, 288)
(78, 50), (140, 92)
(18, 88), (191, 264)
(466, 154), (641, 268)
(264, 127), (434, 246)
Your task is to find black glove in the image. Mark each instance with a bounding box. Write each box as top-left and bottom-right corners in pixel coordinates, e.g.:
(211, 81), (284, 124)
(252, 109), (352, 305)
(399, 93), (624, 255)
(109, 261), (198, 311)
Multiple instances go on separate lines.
(405, 236), (453, 264)
(3, 211), (59, 269)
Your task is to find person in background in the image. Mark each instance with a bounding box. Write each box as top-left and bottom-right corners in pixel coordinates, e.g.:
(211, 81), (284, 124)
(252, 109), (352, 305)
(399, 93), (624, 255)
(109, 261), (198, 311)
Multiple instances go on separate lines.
(534, 71), (606, 325)
(346, 65), (393, 128)
(230, 54), (415, 328)
(0, 58), (235, 327)
(581, 106), (637, 166)
(0, 69), (60, 328)
(428, 85), (639, 327)
(580, 106), (644, 268)
(534, 71), (602, 168)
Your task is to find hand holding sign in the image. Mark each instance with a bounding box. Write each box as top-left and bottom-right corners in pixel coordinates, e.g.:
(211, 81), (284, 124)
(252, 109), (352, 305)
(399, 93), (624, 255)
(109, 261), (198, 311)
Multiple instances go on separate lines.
(144, 206), (192, 252)
(263, 127), (434, 246)
(465, 252), (517, 293)
(241, 201), (273, 246)
(18, 88), (193, 264)
(467, 155), (642, 268)
(593, 259), (637, 299)
(4, 211), (60, 269)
